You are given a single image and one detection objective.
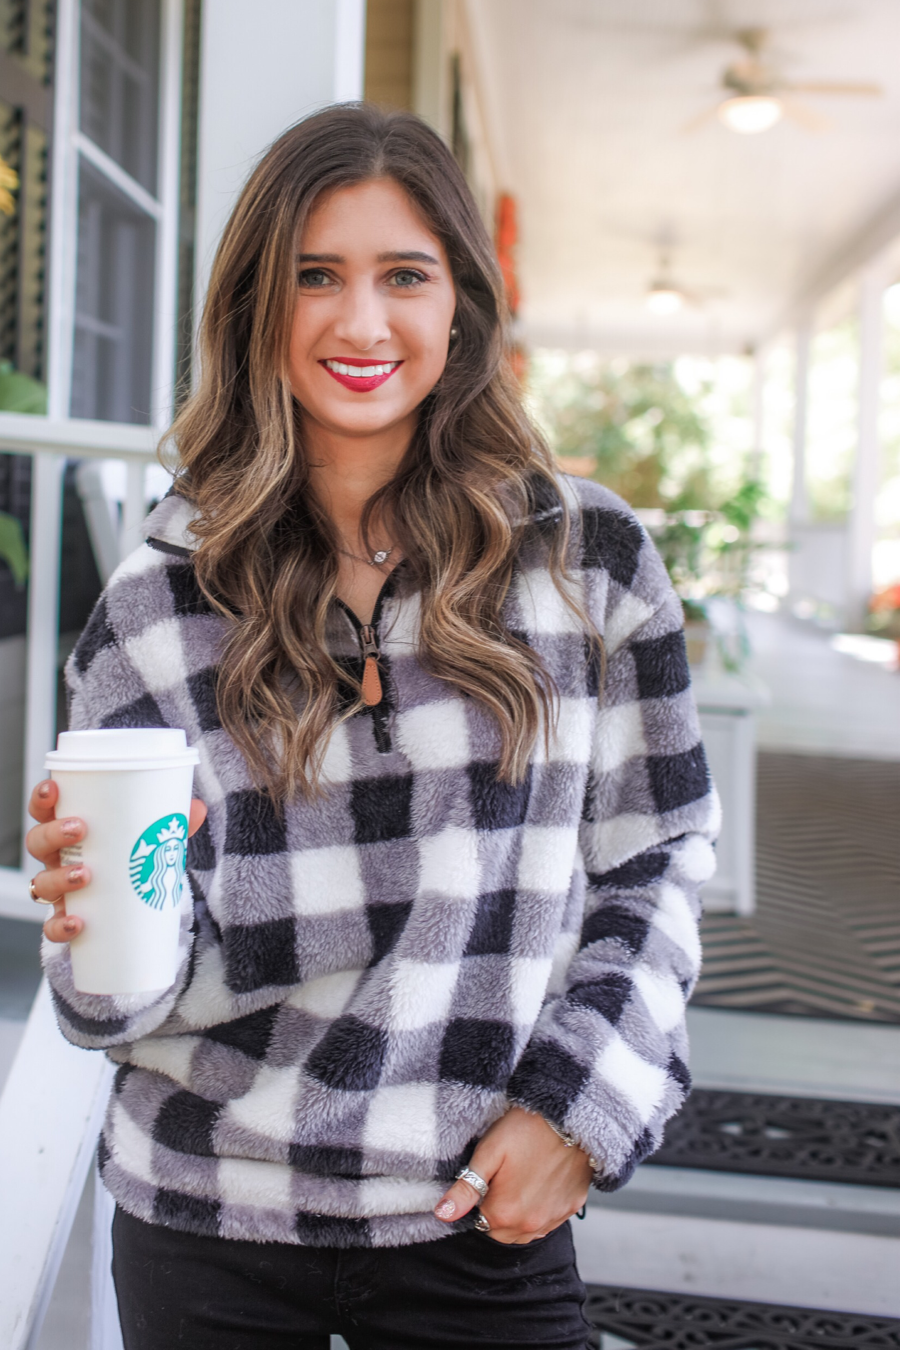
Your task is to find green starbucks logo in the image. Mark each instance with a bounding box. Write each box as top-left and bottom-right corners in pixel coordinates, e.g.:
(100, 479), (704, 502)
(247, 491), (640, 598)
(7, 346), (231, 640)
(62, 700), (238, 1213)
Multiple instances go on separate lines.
(129, 815), (188, 911)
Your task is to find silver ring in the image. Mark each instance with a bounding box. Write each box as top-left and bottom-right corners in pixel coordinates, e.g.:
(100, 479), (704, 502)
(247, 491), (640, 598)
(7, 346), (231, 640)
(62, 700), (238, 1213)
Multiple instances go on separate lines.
(455, 1166), (489, 1200)
(29, 878), (54, 906)
(473, 1212), (491, 1233)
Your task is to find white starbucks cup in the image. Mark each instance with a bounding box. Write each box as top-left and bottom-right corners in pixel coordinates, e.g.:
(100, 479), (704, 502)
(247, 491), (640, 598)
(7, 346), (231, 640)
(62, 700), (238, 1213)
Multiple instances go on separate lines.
(44, 728), (200, 995)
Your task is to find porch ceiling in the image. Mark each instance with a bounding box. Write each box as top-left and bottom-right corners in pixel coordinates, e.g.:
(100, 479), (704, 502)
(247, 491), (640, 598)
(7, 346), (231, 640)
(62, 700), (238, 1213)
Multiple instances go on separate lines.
(467, 0), (900, 354)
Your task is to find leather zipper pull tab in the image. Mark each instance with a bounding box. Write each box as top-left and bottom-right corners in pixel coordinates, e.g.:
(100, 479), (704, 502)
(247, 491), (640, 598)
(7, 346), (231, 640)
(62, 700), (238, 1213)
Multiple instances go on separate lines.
(362, 655), (382, 707)
(360, 625), (383, 707)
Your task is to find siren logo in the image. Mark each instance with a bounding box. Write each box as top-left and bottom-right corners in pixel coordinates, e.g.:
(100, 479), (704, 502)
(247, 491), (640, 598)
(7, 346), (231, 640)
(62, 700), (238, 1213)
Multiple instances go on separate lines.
(129, 815), (188, 910)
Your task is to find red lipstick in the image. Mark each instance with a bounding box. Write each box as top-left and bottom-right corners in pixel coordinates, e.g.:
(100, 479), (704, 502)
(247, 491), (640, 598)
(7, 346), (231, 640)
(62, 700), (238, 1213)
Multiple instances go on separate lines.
(319, 357), (402, 393)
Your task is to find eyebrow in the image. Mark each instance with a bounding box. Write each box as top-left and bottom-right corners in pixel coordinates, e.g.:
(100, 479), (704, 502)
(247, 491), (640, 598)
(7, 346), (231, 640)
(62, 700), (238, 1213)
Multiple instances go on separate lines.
(296, 250), (441, 265)
(377, 250), (440, 264)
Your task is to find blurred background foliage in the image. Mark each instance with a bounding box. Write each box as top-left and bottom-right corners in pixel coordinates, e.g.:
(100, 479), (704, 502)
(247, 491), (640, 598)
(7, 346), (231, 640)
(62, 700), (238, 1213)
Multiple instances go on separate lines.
(0, 363), (46, 586)
(527, 352), (716, 510)
(526, 351), (771, 645)
(0, 362), (47, 415)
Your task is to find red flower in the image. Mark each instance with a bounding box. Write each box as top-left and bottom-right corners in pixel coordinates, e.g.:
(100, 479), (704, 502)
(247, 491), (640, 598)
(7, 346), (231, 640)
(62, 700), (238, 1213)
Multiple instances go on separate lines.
(870, 584), (900, 614)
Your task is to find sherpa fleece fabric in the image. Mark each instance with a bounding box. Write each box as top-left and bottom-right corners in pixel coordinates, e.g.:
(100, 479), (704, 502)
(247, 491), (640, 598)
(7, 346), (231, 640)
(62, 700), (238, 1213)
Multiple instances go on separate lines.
(44, 474), (719, 1249)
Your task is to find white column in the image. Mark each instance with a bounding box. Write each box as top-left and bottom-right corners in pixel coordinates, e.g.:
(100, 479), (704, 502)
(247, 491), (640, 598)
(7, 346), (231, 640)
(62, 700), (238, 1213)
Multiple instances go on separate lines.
(848, 262), (887, 629)
(194, 0), (366, 320)
(150, 0), (185, 430)
(334, 0), (367, 104)
(749, 346), (767, 481)
(45, 0), (80, 424)
(789, 322), (812, 527)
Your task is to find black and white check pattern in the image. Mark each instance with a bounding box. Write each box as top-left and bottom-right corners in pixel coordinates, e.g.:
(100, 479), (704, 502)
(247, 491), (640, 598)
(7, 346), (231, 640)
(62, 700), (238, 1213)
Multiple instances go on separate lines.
(44, 477), (718, 1248)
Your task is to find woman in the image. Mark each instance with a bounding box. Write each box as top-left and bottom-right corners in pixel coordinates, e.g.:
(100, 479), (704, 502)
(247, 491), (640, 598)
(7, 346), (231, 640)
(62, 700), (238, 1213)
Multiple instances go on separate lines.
(27, 104), (717, 1350)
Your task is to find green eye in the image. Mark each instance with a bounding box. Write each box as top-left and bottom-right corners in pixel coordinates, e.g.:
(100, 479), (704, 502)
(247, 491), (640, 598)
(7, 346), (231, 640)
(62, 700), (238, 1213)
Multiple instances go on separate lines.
(391, 269), (426, 288)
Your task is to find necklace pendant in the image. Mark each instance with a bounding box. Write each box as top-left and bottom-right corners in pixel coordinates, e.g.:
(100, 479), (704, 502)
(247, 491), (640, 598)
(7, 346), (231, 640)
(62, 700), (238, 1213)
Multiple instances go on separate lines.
(372, 549), (390, 565)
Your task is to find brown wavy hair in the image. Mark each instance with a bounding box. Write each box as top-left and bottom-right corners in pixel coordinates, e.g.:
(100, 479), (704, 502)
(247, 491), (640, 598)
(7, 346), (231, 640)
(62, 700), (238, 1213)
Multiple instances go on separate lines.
(165, 103), (592, 800)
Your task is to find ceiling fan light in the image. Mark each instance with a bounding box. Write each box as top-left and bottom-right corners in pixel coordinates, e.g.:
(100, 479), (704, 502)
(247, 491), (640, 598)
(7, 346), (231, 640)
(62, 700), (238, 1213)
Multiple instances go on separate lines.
(718, 95), (783, 134)
(646, 285), (685, 315)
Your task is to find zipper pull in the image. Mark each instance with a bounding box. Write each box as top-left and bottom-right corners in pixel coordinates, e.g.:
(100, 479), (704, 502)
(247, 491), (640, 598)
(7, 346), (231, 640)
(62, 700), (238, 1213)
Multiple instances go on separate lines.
(360, 624), (383, 707)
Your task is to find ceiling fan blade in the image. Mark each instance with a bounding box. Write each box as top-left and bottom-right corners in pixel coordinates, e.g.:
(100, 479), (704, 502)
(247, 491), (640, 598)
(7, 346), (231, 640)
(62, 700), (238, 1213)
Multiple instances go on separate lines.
(683, 282), (731, 307)
(780, 97), (831, 132)
(782, 81), (882, 96)
(681, 102), (722, 134)
(695, 284), (730, 300)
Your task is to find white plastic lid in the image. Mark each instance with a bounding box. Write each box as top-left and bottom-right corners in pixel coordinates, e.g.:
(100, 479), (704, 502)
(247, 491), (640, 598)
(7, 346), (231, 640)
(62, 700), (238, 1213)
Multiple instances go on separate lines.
(46, 728), (200, 772)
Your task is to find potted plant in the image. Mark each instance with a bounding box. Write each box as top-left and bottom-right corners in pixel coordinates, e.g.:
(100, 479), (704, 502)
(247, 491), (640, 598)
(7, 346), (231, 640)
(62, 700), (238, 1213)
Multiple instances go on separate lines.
(643, 508), (712, 663)
(645, 480), (767, 671)
(527, 354), (770, 668)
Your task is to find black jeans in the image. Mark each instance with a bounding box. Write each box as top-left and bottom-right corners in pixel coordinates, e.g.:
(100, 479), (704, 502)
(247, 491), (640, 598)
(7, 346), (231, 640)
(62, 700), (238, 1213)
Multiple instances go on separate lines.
(112, 1206), (591, 1350)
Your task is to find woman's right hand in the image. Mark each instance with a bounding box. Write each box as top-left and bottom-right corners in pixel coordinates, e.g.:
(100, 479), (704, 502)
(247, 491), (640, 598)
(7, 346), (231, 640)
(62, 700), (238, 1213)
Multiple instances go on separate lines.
(26, 780), (208, 944)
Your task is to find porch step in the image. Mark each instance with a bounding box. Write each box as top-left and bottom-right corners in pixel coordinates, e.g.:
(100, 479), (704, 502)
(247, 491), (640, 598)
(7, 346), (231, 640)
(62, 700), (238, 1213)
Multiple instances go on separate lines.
(574, 1008), (900, 1317)
(686, 1006), (900, 1104)
(579, 1114), (900, 1312)
(593, 1163), (900, 1237)
(574, 1199), (900, 1317)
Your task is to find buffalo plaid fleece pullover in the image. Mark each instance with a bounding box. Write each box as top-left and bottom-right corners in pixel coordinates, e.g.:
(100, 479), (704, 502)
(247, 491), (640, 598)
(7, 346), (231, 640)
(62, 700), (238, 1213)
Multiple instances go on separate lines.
(44, 475), (719, 1248)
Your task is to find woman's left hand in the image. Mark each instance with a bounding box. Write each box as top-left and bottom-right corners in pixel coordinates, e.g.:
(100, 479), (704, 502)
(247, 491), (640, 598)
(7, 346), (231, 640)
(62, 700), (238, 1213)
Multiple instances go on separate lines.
(433, 1106), (594, 1244)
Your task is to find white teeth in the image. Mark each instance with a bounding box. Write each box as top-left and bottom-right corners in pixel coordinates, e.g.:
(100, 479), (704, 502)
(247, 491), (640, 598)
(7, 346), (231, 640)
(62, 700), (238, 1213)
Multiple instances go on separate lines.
(325, 360), (398, 378)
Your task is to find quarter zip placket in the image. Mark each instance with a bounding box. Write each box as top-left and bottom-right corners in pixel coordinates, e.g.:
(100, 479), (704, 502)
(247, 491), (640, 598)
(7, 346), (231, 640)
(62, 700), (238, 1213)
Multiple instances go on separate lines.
(336, 577), (395, 754)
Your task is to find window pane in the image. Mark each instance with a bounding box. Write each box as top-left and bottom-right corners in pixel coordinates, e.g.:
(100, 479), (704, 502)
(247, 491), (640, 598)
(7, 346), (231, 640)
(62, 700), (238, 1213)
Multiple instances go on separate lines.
(79, 0), (161, 194)
(71, 158), (156, 423)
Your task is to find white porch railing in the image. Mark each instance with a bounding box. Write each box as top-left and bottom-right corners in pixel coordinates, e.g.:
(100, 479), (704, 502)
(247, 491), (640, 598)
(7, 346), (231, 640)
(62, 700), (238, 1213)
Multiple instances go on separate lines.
(0, 415), (157, 924)
(0, 982), (113, 1350)
(0, 416), (156, 1349)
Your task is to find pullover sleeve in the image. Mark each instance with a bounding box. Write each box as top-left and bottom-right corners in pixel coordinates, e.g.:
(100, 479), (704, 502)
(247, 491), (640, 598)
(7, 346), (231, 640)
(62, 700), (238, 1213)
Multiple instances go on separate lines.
(41, 550), (198, 1050)
(507, 514), (719, 1190)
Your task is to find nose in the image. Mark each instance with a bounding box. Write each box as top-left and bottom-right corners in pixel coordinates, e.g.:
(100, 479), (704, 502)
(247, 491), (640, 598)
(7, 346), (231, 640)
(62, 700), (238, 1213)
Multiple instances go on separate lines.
(331, 278), (391, 351)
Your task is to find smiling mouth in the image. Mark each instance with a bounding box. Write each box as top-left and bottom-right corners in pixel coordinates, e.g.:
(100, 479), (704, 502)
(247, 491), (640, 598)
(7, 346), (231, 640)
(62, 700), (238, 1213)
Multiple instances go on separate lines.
(320, 359), (403, 392)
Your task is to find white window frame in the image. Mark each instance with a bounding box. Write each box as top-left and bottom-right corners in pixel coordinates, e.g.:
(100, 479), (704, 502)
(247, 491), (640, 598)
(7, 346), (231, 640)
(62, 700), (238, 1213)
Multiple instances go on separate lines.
(0, 0), (185, 922)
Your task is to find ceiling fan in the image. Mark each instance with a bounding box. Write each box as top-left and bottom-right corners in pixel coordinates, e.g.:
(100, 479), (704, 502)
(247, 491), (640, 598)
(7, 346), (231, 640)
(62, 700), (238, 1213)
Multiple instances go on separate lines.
(645, 249), (726, 315)
(687, 27), (882, 135)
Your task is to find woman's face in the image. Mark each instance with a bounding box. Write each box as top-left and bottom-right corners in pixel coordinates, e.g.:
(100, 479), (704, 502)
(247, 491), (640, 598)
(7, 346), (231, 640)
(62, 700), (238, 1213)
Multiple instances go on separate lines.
(287, 178), (457, 441)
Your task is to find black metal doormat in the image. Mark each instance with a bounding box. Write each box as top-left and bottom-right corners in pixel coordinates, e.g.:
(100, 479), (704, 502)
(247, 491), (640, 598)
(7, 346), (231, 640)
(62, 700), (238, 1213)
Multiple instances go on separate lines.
(584, 1285), (900, 1349)
(648, 1089), (900, 1187)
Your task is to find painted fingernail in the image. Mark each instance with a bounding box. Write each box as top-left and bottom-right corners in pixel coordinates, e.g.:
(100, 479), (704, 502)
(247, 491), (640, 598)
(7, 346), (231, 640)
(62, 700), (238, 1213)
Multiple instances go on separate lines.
(68, 866), (85, 884)
(434, 1200), (455, 1220)
(63, 917), (77, 933)
(38, 781), (51, 799)
(60, 818), (81, 838)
